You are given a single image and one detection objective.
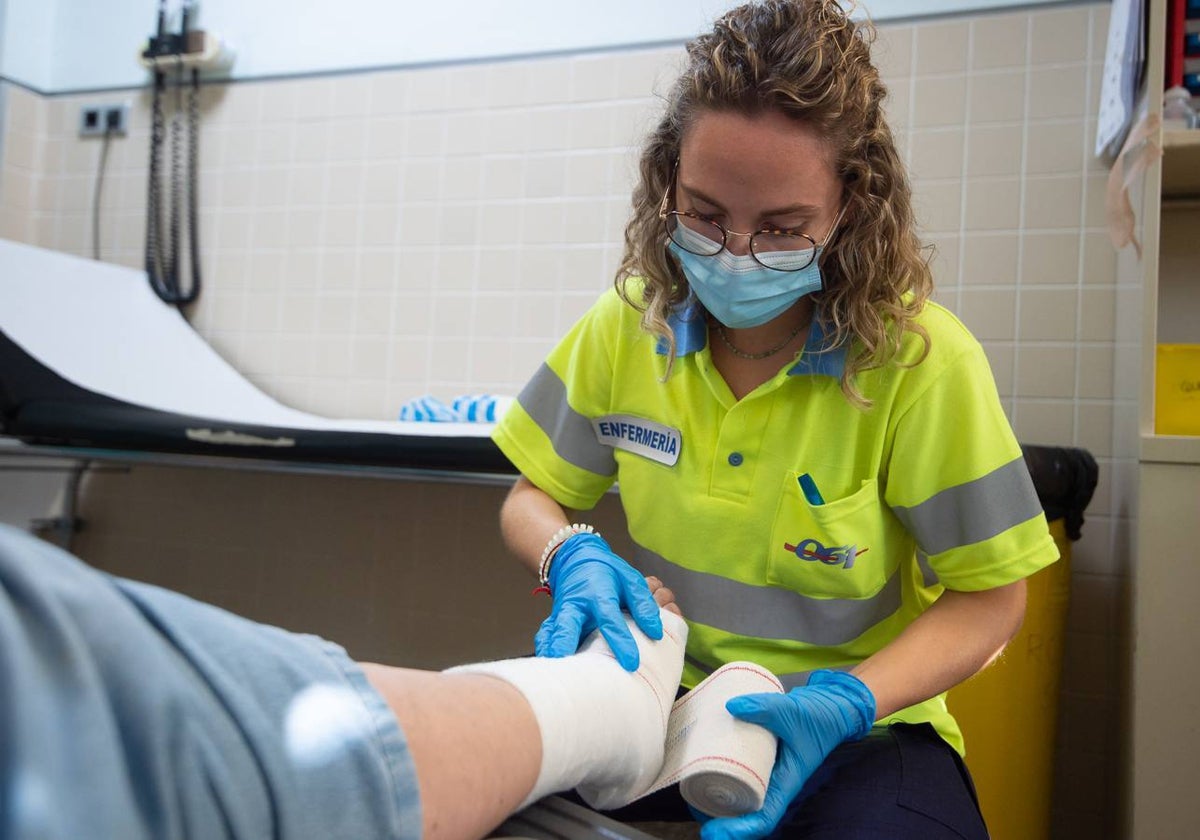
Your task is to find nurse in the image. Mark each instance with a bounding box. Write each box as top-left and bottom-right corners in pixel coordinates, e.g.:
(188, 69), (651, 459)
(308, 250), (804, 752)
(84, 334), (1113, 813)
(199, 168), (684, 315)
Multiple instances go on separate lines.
(491, 1), (1060, 838)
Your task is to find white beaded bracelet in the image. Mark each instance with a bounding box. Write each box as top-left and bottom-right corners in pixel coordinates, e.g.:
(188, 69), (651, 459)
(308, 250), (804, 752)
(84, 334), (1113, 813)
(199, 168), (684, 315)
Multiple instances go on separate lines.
(538, 523), (597, 588)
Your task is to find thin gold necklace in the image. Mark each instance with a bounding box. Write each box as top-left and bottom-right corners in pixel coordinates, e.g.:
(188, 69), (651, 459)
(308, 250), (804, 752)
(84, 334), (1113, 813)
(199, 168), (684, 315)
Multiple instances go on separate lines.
(714, 320), (807, 361)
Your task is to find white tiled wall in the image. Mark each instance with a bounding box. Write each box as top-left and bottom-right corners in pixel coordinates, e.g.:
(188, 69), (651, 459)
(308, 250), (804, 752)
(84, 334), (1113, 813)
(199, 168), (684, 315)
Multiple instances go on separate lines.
(0, 3), (1132, 837)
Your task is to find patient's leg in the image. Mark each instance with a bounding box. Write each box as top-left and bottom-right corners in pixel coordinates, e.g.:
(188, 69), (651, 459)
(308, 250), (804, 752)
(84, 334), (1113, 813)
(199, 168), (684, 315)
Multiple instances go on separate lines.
(362, 604), (687, 840)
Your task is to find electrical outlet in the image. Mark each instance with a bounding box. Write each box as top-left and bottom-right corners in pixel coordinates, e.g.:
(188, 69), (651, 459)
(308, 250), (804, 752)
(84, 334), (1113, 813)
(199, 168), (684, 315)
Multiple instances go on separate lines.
(79, 102), (130, 137)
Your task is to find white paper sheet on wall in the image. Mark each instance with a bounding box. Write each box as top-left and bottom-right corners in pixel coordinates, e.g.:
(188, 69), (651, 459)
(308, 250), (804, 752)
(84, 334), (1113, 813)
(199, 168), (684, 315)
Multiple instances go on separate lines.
(1095, 0), (1147, 159)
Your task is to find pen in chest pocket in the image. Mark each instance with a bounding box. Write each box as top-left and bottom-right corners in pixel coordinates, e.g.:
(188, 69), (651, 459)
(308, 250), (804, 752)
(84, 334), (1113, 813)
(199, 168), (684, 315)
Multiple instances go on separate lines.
(798, 473), (825, 506)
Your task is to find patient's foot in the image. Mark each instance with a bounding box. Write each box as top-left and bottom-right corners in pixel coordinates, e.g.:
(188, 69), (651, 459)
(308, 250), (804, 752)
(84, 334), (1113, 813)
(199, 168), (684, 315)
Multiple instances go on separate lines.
(447, 607), (688, 809)
(574, 607), (688, 809)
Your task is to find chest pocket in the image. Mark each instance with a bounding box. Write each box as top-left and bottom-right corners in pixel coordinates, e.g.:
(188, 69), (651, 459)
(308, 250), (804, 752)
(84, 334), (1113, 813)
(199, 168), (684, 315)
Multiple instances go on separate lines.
(766, 472), (911, 599)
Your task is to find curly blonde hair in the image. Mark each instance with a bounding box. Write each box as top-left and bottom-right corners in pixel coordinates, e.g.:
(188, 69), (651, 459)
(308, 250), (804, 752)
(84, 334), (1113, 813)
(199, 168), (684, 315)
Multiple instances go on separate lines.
(616, 0), (931, 407)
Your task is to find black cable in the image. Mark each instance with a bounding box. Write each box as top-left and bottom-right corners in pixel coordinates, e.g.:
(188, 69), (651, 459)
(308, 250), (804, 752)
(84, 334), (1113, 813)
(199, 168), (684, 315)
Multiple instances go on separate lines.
(91, 127), (115, 261)
(145, 62), (201, 308)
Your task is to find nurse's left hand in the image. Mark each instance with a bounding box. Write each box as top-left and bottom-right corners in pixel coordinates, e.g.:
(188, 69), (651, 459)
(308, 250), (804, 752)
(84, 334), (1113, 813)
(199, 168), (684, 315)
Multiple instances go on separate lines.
(699, 670), (876, 840)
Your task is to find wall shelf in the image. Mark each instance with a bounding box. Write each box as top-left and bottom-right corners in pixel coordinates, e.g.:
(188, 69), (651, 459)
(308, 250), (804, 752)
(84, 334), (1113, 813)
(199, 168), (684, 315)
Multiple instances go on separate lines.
(1140, 433), (1200, 466)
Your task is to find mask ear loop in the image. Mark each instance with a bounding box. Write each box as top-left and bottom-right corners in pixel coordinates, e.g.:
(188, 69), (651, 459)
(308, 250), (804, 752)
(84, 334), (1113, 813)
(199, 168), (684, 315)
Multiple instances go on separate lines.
(657, 159), (680, 221)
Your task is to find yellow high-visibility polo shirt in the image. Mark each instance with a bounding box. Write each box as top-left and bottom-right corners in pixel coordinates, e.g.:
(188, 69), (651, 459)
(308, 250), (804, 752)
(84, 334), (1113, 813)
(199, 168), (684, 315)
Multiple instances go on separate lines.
(493, 282), (1059, 753)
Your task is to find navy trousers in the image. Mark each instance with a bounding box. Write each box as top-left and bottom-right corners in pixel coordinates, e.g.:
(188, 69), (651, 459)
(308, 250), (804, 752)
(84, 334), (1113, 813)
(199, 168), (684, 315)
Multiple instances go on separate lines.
(585, 721), (990, 839)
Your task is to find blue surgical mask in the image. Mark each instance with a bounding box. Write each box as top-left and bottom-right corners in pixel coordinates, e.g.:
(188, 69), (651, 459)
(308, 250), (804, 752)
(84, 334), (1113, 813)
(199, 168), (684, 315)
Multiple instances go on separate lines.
(667, 221), (825, 329)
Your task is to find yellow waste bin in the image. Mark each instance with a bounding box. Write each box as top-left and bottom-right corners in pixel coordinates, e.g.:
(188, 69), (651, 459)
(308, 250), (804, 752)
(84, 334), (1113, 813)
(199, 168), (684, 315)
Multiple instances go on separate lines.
(946, 508), (1077, 838)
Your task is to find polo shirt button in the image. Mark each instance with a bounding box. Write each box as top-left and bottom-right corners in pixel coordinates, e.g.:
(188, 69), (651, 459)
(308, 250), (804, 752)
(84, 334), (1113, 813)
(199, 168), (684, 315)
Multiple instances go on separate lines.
(728, 452), (744, 467)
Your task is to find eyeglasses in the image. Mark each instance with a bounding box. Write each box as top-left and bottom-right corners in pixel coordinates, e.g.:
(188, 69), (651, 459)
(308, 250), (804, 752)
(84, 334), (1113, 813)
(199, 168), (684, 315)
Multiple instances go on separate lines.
(657, 166), (837, 273)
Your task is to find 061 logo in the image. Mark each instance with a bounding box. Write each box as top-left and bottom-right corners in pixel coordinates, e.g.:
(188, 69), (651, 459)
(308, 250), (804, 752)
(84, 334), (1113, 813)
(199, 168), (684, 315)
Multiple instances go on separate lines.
(782, 538), (867, 570)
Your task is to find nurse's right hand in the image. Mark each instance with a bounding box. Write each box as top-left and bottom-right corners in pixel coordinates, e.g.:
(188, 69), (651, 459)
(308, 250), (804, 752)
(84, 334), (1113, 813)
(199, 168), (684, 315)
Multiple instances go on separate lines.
(535, 532), (663, 671)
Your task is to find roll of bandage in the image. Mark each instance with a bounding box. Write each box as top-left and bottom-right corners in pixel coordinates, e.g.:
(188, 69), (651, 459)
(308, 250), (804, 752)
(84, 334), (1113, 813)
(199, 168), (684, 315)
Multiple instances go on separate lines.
(656, 662), (783, 817)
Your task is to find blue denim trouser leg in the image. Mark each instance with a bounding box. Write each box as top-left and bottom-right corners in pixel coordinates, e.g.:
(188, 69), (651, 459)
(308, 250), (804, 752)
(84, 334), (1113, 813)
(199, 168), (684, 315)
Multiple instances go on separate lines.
(0, 524), (421, 840)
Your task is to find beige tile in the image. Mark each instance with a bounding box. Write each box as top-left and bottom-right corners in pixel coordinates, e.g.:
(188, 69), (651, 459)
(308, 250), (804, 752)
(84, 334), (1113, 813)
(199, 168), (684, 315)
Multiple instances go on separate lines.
(254, 167), (291, 207)
(0, 208), (28, 243)
(961, 233), (1019, 285)
(445, 112), (486, 156)
(1012, 398), (1074, 445)
(566, 104), (615, 151)
(287, 208), (322, 248)
(405, 114), (446, 157)
(325, 162), (364, 205)
(526, 107), (572, 153)
(909, 129), (965, 180)
(925, 235), (961, 289)
(360, 204), (400, 247)
(367, 71), (408, 116)
(565, 151), (611, 196)
(291, 122), (332, 163)
(362, 161), (402, 204)
(1019, 288), (1078, 341)
(1025, 121), (1085, 176)
(329, 76), (372, 119)
(388, 337), (432, 379)
(958, 288), (1016, 340)
(286, 164), (326, 205)
(883, 81), (911, 132)
(214, 83), (262, 125)
(912, 76), (967, 127)
(435, 248), (477, 289)
(523, 154), (567, 199)
(321, 205), (361, 248)
(407, 67), (452, 114)
(470, 293), (518, 340)
(1028, 65), (1089, 121)
(1077, 344), (1115, 399)
(877, 22), (916, 80)
(427, 338), (472, 383)
(482, 157), (526, 201)
(1023, 176), (1083, 229)
(1016, 345), (1076, 398)
(913, 179), (962, 232)
(1082, 173), (1110, 229)
(366, 116), (406, 161)
(1081, 232), (1118, 285)
(357, 250), (396, 291)
(1077, 401), (1114, 458)
(1079, 287), (1117, 342)
(971, 13), (1028, 70)
(521, 201), (568, 245)
(563, 201), (610, 246)
(1030, 6), (1090, 65)
(402, 158), (442, 201)
(350, 291), (393, 338)
(398, 210), (438, 247)
(966, 124), (1022, 177)
(915, 20), (970, 75)
(313, 292), (354, 335)
(612, 49), (667, 99)
(1021, 232), (1080, 285)
(349, 337), (389, 380)
(444, 65), (491, 112)
(257, 78), (299, 123)
(964, 177), (1021, 231)
(571, 54), (620, 103)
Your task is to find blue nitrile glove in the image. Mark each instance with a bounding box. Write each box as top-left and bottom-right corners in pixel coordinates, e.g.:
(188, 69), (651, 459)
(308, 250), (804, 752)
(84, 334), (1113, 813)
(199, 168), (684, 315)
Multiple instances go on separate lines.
(533, 532), (663, 671)
(699, 670), (876, 840)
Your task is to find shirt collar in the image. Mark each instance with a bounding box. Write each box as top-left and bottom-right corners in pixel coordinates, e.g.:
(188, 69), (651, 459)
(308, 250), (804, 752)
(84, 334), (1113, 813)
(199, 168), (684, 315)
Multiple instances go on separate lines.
(656, 296), (847, 379)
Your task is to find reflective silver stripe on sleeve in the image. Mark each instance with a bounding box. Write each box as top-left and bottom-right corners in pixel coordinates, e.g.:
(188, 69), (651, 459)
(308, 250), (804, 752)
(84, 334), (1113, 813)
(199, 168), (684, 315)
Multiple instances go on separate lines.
(890, 456), (1043, 557)
(631, 544), (902, 647)
(916, 551), (939, 587)
(517, 362), (617, 476)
